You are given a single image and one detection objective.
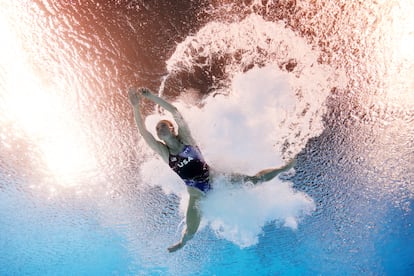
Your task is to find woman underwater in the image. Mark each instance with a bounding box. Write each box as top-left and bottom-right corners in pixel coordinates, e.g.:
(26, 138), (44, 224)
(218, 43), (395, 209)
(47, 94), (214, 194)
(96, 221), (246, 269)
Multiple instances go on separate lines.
(128, 88), (295, 252)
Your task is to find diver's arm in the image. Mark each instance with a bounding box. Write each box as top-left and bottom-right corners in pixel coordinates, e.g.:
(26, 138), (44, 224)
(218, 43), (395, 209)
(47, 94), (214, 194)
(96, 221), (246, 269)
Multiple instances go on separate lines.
(141, 88), (196, 145)
(140, 88), (176, 113)
(128, 88), (169, 162)
(168, 187), (202, 252)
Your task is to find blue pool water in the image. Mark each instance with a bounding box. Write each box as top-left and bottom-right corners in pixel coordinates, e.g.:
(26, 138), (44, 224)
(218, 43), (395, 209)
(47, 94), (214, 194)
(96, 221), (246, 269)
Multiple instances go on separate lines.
(0, 1), (413, 275)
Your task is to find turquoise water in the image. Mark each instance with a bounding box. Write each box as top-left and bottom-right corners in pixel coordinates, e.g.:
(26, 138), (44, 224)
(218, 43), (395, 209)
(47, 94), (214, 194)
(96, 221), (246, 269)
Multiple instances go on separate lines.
(0, 1), (413, 275)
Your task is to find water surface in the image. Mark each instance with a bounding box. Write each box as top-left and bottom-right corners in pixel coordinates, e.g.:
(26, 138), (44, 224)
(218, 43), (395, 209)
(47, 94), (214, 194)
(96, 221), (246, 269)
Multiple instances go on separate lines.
(0, 0), (413, 275)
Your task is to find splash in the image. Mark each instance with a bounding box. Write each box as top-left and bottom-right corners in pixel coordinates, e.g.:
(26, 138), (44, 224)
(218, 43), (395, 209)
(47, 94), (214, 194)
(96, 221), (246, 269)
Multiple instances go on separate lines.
(140, 65), (320, 247)
(139, 14), (345, 247)
(140, 72), (317, 246)
(165, 14), (346, 159)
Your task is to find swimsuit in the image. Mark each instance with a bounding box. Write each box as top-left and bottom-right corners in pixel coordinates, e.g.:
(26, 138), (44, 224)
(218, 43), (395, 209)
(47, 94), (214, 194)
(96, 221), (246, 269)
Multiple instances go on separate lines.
(168, 145), (211, 193)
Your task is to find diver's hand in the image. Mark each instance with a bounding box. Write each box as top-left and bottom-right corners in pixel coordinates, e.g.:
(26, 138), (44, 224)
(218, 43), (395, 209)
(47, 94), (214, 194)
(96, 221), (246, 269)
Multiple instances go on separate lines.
(139, 87), (152, 98)
(167, 240), (185, 253)
(128, 88), (141, 106)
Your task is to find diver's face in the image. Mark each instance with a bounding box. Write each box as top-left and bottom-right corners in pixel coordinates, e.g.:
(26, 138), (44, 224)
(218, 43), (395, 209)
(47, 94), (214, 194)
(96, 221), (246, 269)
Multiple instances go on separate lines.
(156, 122), (174, 140)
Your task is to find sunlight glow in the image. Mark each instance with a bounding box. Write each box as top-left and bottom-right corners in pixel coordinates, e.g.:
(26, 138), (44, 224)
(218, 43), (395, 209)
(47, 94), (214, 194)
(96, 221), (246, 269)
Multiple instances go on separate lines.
(391, 1), (414, 62)
(0, 9), (97, 187)
(383, 0), (414, 104)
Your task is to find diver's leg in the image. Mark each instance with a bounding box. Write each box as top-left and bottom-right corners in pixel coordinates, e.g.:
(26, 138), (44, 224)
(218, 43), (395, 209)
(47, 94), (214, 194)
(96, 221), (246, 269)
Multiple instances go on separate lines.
(251, 168), (281, 183)
(228, 173), (257, 185)
(250, 158), (297, 184)
(228, 171), (280, 185)
(227, 158), (296, 185)
(249, 159), (296, 184)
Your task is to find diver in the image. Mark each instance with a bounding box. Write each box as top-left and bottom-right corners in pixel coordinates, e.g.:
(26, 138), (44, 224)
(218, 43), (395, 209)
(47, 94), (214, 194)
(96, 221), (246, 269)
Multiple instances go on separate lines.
(128, 87), (295, 252)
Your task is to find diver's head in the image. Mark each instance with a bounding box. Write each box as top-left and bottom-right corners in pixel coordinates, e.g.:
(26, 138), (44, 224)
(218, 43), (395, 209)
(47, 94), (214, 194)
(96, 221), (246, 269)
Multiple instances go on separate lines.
(156, 120), (176, 140)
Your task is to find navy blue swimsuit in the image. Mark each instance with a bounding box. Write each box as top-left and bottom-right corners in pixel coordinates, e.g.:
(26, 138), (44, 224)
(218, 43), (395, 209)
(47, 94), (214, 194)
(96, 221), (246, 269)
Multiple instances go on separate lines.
(168, 145), (211, 193)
